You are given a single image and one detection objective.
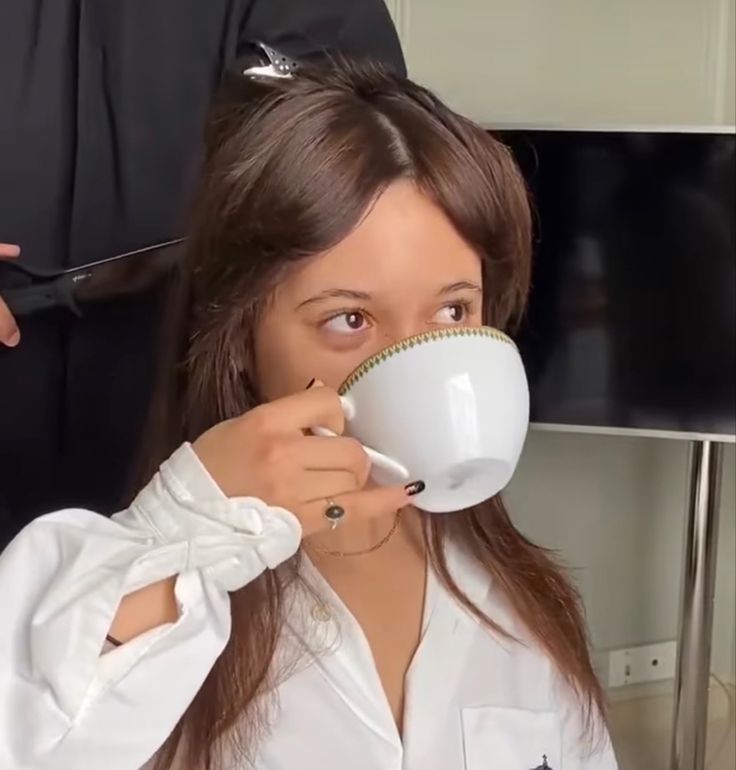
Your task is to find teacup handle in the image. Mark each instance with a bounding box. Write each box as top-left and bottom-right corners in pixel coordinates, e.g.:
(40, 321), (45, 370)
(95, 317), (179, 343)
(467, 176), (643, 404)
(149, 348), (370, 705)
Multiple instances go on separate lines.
(311, 396), (411, 483)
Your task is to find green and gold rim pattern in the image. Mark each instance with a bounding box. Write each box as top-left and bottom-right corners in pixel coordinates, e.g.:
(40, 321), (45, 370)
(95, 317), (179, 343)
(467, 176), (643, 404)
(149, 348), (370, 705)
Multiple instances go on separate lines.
(338, 326), (516, 395)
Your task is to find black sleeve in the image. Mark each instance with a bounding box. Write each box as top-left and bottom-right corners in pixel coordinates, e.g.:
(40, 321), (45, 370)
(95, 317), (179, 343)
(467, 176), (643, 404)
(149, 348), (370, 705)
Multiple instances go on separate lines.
(239, 0), (406, 76)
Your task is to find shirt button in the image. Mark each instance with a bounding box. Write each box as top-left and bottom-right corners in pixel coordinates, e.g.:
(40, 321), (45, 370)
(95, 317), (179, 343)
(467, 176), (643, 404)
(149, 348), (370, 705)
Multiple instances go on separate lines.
(311, 603), (332, 623)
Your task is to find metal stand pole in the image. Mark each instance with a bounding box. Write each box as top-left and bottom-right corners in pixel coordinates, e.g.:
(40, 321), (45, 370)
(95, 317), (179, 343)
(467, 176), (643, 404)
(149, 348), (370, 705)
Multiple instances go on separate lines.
(670, 440), (724, 770)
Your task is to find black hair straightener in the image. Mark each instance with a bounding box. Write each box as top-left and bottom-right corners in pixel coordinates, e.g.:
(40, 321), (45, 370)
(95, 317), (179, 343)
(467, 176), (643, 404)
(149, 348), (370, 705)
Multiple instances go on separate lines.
(1, 44), (299, 320)
(0, 238), (186, 318)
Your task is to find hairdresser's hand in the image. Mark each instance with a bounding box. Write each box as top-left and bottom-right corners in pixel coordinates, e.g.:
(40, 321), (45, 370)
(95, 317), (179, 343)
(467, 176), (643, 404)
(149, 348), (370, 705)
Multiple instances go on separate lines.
(0, 244), (21, 347)
(193, 383), (417, 537)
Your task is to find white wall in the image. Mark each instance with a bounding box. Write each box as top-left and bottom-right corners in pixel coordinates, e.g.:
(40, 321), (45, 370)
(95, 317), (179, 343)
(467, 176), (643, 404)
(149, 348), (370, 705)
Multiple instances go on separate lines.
(506, 435), (735, 683)
(385, 0), (736, 683)
(389, 0), (736, 126)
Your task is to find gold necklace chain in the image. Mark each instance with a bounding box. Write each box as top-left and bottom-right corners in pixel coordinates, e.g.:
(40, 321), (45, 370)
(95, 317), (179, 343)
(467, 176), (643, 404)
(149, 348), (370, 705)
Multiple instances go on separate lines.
(309, 510), (402, 558)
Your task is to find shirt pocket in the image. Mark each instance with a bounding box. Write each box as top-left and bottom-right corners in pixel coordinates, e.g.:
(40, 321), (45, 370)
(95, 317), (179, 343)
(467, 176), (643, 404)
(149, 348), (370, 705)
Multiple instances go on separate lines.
(461, 706), (563, 770)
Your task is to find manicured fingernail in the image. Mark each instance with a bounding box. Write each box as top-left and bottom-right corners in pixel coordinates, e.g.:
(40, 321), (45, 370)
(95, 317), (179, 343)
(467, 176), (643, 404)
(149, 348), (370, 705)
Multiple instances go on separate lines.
(306, 378), (316, 389)
(405, 480), (426, 496)
(5, 329), (20, 348)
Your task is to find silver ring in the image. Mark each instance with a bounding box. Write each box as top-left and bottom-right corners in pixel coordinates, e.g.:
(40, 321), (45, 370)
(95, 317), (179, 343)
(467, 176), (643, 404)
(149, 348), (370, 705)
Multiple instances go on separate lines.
(324, 500), (346, 530)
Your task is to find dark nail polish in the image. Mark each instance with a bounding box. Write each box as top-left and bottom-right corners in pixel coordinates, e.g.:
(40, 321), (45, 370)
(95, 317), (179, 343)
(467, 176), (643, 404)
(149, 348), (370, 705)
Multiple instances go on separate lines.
(405, 480), (426, 496)
(306, 378), (316, 389)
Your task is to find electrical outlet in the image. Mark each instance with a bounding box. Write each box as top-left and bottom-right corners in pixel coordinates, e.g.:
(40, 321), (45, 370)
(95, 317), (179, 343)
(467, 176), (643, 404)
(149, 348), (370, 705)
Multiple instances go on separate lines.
(608, 641), (678, 688)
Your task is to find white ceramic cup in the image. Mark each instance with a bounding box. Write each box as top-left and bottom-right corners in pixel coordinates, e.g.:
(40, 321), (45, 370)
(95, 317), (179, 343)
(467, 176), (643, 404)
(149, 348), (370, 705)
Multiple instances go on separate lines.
(313, 326), (530, 513)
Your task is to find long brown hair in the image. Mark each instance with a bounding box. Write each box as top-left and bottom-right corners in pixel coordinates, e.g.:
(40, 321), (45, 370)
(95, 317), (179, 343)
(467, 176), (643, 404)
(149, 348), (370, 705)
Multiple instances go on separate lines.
(147, 61), (605, 769)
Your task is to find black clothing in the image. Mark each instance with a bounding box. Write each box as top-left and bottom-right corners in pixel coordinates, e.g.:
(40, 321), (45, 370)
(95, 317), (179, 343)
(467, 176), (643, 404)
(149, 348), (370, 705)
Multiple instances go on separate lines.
(0, 0), (405, 541)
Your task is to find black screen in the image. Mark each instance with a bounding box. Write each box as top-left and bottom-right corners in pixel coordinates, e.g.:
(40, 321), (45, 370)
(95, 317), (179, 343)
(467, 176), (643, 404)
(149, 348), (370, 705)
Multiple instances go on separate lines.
(499, 129), (736, 437)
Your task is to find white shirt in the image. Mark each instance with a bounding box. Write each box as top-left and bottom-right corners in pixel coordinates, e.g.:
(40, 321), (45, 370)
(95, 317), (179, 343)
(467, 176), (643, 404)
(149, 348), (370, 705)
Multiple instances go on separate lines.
(0, 445), (618, 770)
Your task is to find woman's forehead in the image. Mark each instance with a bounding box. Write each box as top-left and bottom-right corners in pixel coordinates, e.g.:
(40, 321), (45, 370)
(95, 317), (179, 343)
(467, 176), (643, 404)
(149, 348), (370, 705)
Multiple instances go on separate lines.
(277, 181), (482, 301)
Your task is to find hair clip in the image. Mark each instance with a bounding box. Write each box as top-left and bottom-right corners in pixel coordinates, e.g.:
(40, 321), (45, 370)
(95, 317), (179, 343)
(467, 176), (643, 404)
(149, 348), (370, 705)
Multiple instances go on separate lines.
(241, 41), (299, 80)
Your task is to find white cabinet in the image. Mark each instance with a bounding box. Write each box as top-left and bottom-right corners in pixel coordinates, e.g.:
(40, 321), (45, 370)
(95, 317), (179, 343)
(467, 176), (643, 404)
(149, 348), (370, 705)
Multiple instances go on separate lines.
(388, 0), (735, 126)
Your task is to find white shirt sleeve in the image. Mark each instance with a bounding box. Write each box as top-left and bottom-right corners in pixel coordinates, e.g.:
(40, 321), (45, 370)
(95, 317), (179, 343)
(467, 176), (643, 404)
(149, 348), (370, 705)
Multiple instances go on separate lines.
(0, 444), (302, 770)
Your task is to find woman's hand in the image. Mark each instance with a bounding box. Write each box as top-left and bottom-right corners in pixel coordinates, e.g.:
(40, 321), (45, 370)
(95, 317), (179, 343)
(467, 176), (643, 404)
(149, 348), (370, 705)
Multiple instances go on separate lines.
(0, 244), (21, 347)
(193, 384), (415, 537)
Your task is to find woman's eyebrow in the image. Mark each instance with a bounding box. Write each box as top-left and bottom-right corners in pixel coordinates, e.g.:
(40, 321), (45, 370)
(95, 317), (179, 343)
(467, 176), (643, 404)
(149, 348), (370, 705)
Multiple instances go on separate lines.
(296, 288), (372, 309)
(438, 281), (482, 295)
(296, 281), (480, 309)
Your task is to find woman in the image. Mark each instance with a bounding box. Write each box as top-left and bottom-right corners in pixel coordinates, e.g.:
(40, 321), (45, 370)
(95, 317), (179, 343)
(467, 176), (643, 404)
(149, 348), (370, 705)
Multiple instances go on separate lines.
(0, 63), (618, 770)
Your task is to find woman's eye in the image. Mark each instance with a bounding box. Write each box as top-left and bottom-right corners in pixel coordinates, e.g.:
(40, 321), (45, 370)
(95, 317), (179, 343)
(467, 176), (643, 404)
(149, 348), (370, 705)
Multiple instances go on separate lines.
(434, 303), (468, 324)
(323, 311), (369, 334)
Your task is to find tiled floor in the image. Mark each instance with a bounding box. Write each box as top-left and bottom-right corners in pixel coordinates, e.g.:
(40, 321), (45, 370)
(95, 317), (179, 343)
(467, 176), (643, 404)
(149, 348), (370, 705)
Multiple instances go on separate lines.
(608, 682), (735, 770)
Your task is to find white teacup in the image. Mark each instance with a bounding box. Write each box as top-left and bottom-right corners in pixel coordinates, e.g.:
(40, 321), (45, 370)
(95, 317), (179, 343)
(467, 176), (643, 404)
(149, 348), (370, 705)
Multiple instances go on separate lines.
(314, 326), (530, 513)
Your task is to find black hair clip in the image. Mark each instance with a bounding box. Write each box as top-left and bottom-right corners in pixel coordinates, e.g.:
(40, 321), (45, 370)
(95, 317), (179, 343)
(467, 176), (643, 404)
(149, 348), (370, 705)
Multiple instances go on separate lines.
(240, 41), (299, 79)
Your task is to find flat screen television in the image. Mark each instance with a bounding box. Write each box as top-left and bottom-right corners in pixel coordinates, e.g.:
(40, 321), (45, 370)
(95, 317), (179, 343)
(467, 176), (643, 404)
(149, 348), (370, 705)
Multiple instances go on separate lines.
(496, 127), (736, 441)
